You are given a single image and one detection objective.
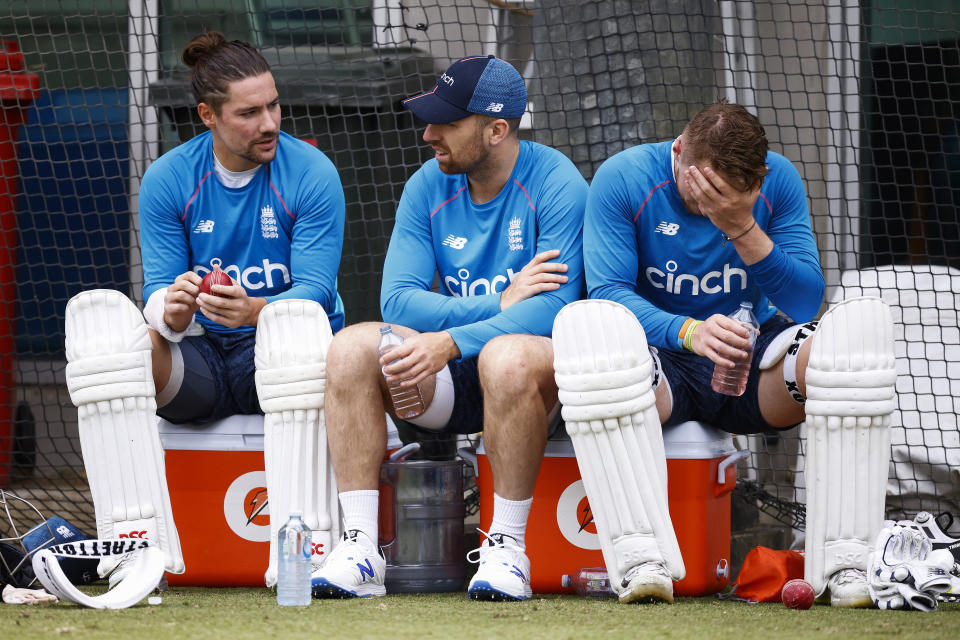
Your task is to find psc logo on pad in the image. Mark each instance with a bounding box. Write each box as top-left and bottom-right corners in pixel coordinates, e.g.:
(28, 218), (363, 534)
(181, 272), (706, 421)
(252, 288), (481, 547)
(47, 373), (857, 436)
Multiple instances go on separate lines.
(119, 530), (147, 539)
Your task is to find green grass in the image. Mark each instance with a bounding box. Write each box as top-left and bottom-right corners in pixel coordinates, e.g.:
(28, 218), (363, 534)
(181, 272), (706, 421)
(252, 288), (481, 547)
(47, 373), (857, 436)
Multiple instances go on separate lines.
(1, 589), (958, 640)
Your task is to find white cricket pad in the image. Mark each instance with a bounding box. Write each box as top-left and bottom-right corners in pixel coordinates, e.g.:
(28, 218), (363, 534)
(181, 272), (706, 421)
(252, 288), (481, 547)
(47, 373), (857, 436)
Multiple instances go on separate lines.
(552, 300), (684, 592)
(255, 299), (340, 587)
(64, 289), (184, 575)
(803, 296), (896, 596)
(32, 540), (164, 609)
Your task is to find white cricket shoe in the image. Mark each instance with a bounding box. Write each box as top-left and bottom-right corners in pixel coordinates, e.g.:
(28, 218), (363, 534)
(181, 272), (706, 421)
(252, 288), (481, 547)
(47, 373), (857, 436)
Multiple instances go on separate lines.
(466, 532), (532, 601)
(310, 530), (386, 598)
(618, 561), (674, 604)
(821, 568), (872, 608)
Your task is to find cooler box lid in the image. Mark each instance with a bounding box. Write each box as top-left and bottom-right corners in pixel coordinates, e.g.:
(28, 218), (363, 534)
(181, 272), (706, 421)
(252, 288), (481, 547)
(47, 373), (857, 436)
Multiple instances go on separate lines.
(662, 421), (738, 459)
(476, 420), (738, 459)
(157, 414), (264, 451)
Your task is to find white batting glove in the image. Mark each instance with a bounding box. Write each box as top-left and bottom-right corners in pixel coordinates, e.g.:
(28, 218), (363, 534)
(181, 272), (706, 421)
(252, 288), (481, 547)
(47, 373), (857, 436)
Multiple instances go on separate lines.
(869, 524), (953, 611)
(2, 584), (58, 605)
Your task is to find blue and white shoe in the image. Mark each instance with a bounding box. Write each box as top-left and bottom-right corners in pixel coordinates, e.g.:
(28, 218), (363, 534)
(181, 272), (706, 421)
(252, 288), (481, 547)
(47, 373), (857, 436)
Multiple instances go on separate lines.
(311, 530), (386, 598)
(466, 531), (532, 601)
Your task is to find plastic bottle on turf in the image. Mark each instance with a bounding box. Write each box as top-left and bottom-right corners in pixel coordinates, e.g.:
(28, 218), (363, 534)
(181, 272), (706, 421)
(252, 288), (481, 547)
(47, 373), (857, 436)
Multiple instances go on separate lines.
(378, 325), (425, 419)
(277, 512), (311, 606)
(561, 567), (615, 597)
(711, 301), (760, 397)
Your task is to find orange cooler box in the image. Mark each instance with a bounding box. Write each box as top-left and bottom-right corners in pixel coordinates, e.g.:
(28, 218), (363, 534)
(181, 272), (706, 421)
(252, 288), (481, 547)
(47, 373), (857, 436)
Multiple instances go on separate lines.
(474, 421), (746, 596)
(158, 415), (270, 586)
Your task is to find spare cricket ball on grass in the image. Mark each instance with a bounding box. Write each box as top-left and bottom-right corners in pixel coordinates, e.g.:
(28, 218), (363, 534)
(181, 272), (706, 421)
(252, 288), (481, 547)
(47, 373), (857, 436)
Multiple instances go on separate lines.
(781, 578), (815, 610)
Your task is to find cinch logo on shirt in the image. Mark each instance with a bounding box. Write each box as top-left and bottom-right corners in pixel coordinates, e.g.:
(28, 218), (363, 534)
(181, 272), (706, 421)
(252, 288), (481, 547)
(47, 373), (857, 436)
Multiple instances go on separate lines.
(444, 267), (519, 297)
(645, 260), (748, 295)
(193, 220), (215, 233)
(194, 259), (291, 291)
(654, 221), (679, 236)
(442, 235), (468, 250)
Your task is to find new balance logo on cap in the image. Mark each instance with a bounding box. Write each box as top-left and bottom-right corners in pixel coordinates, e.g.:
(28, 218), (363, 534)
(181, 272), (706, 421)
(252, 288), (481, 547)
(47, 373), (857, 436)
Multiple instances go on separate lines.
(402, 55), (528, 124)
(655, 221), (680, 236)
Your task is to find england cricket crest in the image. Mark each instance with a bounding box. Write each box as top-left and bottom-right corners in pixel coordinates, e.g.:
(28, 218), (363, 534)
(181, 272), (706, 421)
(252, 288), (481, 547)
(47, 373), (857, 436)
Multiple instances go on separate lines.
(507, 216), (523, 251)
(260, 204), (279, 239)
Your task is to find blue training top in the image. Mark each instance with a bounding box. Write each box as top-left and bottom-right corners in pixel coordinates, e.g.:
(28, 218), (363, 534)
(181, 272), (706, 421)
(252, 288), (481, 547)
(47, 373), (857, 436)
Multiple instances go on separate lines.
(585, 139), (824, 351)
(138, 130), (346, 334)
(381, 140), (587, 359)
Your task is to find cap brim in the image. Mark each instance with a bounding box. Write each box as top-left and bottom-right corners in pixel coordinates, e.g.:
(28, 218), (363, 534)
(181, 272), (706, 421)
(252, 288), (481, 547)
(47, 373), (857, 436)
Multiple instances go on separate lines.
(402, 89), (472, 124)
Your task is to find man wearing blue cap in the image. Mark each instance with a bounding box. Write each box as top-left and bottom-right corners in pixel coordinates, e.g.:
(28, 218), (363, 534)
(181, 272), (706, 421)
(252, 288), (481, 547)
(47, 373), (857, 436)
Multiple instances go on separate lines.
(311, 55), (587, 601)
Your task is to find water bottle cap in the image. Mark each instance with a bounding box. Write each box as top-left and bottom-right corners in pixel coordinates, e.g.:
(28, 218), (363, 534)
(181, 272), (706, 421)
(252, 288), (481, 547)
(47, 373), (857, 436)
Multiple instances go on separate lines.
(740, 301), (753, 309)
(289, 511), (302, 518)
(380, 325), (392, 334)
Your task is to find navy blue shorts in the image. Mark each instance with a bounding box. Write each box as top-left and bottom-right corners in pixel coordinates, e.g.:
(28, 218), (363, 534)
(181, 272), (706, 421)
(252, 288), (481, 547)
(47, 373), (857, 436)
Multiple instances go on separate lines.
(156, 331), (261, 424)
(394, 356), (490, 436)
(432, 356), (485, 435)
(657, 315), (798, 436)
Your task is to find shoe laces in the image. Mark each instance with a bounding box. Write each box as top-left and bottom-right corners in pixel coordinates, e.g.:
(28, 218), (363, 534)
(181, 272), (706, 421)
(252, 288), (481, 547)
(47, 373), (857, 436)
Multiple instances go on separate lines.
(329, 529), (382, 561)
(466, 529), (525, 565)
(622, 561), (671, 584)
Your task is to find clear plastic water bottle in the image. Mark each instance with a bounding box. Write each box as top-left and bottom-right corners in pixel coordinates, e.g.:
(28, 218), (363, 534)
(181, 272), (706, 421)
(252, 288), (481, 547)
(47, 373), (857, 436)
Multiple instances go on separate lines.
(378, 325), (426, 419)
(562, 567), (615, 597)
(711, 301), (760, 397)
(277, 512), (311, 606)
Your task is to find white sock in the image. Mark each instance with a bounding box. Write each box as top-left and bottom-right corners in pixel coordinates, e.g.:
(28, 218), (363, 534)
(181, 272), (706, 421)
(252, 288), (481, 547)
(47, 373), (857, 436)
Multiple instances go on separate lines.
(338, 490), (379, 544)
(489, 493), (532, 548)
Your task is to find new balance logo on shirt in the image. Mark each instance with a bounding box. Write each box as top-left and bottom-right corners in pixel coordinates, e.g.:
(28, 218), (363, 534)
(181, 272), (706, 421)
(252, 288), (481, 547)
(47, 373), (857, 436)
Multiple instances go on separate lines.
(193, 220), (215, 233)
(654, 221), (679, 236)
(442, 235), (468, 249)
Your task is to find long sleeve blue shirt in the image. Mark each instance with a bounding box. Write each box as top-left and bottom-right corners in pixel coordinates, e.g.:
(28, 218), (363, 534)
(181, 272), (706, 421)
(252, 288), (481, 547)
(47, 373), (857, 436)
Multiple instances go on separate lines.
(381, 141), (587, 358)
(138, 131), (346, 333)
(585, 140), (824, 350)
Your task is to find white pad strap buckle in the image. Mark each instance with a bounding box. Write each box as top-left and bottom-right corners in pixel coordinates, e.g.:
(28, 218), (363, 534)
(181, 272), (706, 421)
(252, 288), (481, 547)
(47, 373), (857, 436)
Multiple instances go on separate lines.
(32, 540), (165, 609)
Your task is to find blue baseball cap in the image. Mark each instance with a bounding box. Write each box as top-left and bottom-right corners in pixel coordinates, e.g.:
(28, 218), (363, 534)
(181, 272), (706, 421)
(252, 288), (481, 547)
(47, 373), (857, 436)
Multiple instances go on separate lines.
(403, 55), (527, 124)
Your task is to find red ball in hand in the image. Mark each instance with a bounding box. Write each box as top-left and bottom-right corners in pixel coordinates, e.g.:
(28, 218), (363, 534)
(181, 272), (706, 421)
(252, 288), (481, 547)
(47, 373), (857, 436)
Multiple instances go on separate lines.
(200, 268), (232, 296)
(781, 578), (815, 610)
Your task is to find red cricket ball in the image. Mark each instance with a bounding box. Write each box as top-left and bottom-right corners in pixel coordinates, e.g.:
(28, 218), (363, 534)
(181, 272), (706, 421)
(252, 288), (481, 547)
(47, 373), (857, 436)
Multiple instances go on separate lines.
(781, 578), (815, 610)
(200, 268), (232, 296)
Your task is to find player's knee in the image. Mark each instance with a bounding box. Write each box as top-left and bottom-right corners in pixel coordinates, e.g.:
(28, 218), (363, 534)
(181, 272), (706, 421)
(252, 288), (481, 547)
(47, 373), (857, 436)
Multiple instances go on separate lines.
(478, 335), (553, 397)
(327, 322), (383, 379)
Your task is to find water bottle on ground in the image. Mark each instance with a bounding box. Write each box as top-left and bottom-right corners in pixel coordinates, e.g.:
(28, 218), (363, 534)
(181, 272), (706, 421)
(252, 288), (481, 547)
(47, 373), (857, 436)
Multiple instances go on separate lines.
(561, 567), (615, 597)
(378, 325), (426, 419)
(711, 301), (760, 397)
(277, 512), (311, 606)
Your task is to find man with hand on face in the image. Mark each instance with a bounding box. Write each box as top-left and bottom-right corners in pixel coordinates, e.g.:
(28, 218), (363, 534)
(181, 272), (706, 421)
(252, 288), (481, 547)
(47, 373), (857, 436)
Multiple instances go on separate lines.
(62, 31), (345, 590)
(553, 101), (899, 607)
(310, 55), (587, 601)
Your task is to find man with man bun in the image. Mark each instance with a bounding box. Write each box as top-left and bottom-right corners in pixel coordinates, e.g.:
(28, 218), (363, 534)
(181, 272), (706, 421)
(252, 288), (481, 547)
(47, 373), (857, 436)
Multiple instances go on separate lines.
(63, 31), (345, 589)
